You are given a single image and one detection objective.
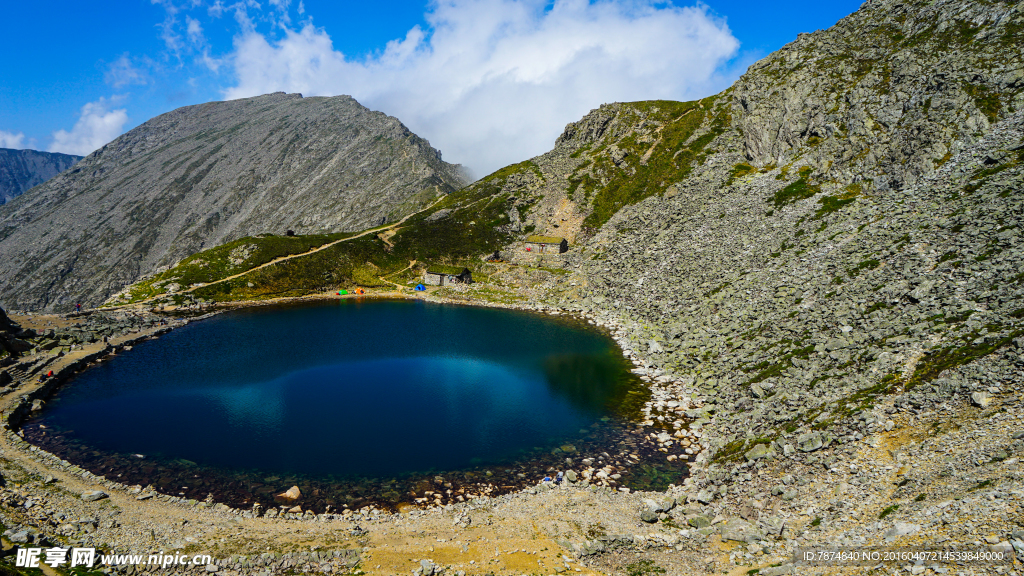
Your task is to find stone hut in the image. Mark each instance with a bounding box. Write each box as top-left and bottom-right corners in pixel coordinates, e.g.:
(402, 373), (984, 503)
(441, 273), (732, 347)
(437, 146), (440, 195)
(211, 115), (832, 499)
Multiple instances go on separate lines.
(524, 235), (568, 254)
(423, 265), (472, 286)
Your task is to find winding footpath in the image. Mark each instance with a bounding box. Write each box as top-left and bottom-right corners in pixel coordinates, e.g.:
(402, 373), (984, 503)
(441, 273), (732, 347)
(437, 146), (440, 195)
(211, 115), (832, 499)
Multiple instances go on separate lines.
(115, 192), (449, 308)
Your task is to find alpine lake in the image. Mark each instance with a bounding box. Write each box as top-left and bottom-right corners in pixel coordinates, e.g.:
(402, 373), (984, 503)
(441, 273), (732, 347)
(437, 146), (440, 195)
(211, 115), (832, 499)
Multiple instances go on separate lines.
(24, 299), (689, 513)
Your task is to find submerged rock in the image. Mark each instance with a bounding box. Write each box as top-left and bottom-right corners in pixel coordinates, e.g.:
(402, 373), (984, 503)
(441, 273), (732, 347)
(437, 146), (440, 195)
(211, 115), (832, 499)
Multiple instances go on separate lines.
(275, 485), (302, 505)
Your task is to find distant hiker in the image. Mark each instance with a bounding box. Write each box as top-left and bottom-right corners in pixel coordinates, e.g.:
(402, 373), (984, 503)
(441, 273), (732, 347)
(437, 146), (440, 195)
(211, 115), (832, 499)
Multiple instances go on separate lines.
(75, 303), (81, 314)
(555, 471), (564, 485)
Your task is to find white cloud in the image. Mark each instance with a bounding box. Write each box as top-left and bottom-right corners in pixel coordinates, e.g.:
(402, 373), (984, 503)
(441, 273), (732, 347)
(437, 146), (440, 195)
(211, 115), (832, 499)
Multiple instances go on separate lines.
(48, 97), (129, 156)
(153, 0), (185, 56)
(186, 15), (205, 44)
(106, 54), (150, 88)
(0, 130), (27, 149)
(208, 1), (225, 18)
(222, 0), (740, 176)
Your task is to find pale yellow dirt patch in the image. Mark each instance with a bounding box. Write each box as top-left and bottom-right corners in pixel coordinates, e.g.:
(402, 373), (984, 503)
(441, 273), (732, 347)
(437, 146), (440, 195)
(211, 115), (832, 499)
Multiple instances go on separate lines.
(363, 524), (603, 576)
(8, 312), (83, 331)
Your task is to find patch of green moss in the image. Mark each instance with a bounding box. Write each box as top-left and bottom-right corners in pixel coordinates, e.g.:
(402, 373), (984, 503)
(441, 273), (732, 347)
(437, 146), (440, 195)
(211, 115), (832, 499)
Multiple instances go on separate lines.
(963, 83), (1003, 123)
(1002, 19), (1024, 47)
(771, 168), (820, 208)
(569, 144), (592, 159)
(705, 282), (731, 297)
(580, 98), (728, 229)
(480, 159), (545, 183)
(727, 163), (755, 185)
(740, 345), (815, 387)
(813, 192), (858, 219)
(970, 479), (995, 491)
(626, 559), (667, 576)
(879, 504), (900, 519)
(903, 20), (981, 50)
(946, 309), (975, 323)
(901, 326), (1023, 391)
(847, 258), (880, 278)
(712, 438), (749, 463)
(968, 149), (1024, 188)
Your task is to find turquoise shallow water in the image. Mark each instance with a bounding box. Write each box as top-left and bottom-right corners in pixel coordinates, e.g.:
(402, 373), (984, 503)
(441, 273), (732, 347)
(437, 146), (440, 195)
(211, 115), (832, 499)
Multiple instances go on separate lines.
(30, 299), (638, 479)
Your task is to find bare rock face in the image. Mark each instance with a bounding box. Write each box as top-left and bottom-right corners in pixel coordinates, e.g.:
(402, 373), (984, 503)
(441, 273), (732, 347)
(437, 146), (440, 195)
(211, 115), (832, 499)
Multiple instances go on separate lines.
(0, 92), (467, 312)
(0, 305), (18, 332)
(727, 0), (1023, 193)
(0, 148), (81, 205)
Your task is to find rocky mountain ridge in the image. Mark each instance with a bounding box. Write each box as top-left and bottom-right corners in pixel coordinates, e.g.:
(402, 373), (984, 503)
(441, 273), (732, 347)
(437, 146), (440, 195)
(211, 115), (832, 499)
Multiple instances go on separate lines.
(509, 0), (1024, 561)
(0, 92), (467, 312)
(0, 148), (81, 205)
(537, 0), (1024, 448)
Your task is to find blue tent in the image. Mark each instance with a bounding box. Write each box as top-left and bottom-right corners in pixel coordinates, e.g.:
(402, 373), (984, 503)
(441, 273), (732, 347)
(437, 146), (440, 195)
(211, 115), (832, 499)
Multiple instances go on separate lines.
(414, 284), (426, 291)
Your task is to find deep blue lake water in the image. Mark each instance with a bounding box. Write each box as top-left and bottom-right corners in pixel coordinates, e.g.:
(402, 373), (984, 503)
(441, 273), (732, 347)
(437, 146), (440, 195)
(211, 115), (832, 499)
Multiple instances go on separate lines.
(28, 300), (657, 506)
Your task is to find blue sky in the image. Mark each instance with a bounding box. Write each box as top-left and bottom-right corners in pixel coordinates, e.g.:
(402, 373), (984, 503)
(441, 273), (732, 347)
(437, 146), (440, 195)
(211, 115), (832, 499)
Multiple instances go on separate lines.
(1, 0), (863, 174)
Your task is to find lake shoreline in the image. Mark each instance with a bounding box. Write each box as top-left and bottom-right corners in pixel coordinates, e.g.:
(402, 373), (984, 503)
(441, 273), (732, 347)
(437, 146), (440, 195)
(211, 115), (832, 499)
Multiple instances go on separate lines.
(2, 285), (1019, 575)
(2, 291), (708, 516)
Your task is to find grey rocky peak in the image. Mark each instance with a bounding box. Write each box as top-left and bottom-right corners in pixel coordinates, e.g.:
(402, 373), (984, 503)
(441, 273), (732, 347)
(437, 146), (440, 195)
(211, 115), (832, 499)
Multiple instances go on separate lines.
(0, 148), (81, 205)
(729, 0), (1023, 192)
(0, 92), (467, 312)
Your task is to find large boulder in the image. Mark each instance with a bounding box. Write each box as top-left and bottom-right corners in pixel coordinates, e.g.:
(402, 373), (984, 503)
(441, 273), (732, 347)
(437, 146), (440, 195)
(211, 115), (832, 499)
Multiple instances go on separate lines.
(81, 490), (108, 502)
(0, 306), (29, 356)
(639, 508), (658, 523)
(883, 522), (921, 542)
(745, 443), (772, 460)
(688, 515), (712, 528)
(720, 518), (763, 543)
(0, 333), (33, 356)
(971, 391), (992, 408)
(797, 432), (825, 452)
(0, 306), (19, 332)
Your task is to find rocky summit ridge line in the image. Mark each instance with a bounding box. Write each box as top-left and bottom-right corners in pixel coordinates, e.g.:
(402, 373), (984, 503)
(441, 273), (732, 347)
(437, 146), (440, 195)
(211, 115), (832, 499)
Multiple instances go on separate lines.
(0, 148), (82, 205)
(0, 92), (467, 312)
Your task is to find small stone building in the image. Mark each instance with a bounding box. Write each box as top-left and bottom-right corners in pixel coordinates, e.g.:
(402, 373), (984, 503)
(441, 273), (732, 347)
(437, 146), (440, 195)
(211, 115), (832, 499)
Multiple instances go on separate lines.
(524, 235), (568, 254)
(423, 265), (472, 286)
